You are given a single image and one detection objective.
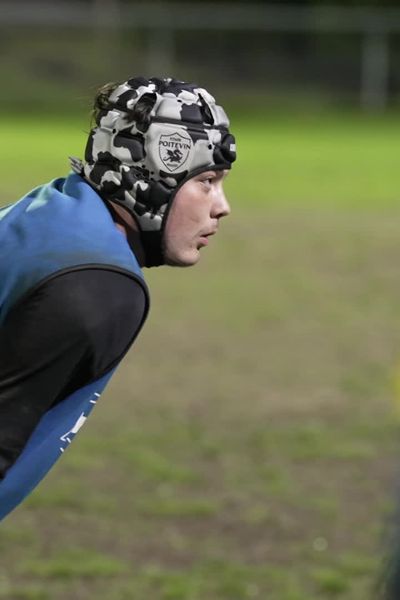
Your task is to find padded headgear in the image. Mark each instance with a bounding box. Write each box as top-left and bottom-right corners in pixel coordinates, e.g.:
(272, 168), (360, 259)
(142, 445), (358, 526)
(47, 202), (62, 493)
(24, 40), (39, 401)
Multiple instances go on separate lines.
(70, 76), (236, 266)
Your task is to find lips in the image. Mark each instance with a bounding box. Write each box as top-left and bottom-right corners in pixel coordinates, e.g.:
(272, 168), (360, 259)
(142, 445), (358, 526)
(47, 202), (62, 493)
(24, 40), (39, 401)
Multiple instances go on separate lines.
(199, 236), (210, 247)
(198, 230), (217, 248)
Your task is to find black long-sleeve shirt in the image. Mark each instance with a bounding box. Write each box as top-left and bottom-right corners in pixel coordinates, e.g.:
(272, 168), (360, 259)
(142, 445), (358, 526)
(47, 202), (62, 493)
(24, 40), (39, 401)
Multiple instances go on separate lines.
(0, 267), (148, 478)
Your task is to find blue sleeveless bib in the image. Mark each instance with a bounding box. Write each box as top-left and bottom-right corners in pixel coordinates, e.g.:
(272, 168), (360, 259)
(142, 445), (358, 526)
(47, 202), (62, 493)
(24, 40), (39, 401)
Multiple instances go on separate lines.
(0, 173), (148, 520)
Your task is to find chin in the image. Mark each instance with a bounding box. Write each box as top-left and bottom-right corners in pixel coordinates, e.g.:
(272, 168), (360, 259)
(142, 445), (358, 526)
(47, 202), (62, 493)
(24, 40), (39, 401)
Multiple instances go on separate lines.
(164, 249), (200, 267)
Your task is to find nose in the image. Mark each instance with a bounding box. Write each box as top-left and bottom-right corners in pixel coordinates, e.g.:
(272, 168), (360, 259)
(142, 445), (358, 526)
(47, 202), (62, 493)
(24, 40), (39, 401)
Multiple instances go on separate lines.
(212, 188), (231, 219)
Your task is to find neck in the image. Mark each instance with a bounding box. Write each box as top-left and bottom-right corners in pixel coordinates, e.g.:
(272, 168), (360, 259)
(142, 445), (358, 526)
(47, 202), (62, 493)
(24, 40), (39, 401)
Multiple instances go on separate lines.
(108, 201), (146, 267)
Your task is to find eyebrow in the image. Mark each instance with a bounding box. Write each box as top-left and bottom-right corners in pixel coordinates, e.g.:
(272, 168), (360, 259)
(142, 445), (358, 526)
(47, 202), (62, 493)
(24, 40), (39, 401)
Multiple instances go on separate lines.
(198, 170), (216, 178)
(198, 170), (228, 180)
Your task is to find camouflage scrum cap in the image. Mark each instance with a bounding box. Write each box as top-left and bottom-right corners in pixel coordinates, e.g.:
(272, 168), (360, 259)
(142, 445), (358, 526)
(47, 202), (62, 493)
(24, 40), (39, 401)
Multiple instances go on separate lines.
(70, 76), (236, 265)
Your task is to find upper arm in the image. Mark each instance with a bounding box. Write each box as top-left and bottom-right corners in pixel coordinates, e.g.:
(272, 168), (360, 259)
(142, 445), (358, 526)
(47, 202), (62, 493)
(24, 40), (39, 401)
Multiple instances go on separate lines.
(0, 267), (148, 477)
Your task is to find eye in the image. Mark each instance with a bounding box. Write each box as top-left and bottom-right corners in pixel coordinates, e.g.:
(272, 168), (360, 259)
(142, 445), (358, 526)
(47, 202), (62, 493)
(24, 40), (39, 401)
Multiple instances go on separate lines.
(200, 173), (216, 188)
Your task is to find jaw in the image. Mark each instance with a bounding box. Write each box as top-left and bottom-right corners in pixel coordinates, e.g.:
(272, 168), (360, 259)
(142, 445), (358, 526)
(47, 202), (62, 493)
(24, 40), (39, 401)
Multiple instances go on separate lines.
(164, 243), (201, 267)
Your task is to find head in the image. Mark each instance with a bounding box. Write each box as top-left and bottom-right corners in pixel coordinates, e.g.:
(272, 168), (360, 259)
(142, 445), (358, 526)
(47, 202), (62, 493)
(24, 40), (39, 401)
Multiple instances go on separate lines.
(163, 168), (230, 267)
(71, 76), (236, 267)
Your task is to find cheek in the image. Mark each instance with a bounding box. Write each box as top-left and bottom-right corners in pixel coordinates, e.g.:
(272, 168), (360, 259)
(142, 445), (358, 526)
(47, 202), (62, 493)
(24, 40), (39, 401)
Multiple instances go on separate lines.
(165, 209), (185, 242)
(164, 183), (211, 245)
(166, 204), (202, 238)
(184, 198), (211, 228)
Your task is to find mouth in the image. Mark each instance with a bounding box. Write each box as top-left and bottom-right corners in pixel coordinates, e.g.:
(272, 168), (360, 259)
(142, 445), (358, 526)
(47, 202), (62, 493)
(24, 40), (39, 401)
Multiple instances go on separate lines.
(198, 236), (210, 247)
(198, 231), (216, 247)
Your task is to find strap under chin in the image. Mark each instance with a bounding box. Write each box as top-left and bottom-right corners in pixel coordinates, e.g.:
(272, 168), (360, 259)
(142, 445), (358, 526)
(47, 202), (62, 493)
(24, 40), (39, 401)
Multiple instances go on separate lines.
(140, 230), (164, 267)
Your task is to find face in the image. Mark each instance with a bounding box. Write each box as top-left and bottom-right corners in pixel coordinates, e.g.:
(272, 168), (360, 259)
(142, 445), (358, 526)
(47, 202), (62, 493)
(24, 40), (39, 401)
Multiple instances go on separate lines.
(163, 170), (231, 267)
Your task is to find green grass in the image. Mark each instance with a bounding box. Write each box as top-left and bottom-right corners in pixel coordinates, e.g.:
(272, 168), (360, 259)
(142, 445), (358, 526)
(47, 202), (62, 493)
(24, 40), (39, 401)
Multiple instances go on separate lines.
(1, 111), (400, 207)
(230, 111), (400, 208)
(1, 111), (400, 599)
(19, 549), (129, 579)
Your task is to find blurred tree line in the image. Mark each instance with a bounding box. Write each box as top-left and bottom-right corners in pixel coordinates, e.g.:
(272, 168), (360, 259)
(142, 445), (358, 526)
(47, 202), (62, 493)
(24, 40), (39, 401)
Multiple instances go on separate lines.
(9, 0), (400, 4)
(2, 0), (400, 112)
(131, 0), (400, 5)
(273, 0), (400, 5)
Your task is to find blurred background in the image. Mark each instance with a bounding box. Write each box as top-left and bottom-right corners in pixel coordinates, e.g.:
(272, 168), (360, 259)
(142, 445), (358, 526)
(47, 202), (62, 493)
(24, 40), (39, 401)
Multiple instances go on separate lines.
(3, 0), (400, 112)
(2, 1), (400, 599)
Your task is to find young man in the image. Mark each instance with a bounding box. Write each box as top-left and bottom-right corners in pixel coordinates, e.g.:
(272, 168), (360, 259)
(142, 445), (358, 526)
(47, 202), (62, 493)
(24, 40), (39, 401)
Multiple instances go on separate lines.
(0, 76), (236, 519)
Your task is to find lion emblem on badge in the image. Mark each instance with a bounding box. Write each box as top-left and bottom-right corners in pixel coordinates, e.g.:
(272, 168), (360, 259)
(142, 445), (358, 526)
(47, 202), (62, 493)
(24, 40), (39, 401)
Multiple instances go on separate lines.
(159, 131), (192, 172)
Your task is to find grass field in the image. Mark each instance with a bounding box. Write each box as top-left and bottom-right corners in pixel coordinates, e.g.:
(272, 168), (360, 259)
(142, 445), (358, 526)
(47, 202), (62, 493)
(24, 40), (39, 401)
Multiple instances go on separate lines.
(1, 111), (400, 599)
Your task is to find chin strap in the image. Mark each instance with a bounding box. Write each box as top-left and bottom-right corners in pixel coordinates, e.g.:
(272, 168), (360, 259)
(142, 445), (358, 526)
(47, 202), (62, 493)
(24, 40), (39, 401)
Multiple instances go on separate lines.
(140, 230), (164, 267)
(70, 160), (165, 268)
